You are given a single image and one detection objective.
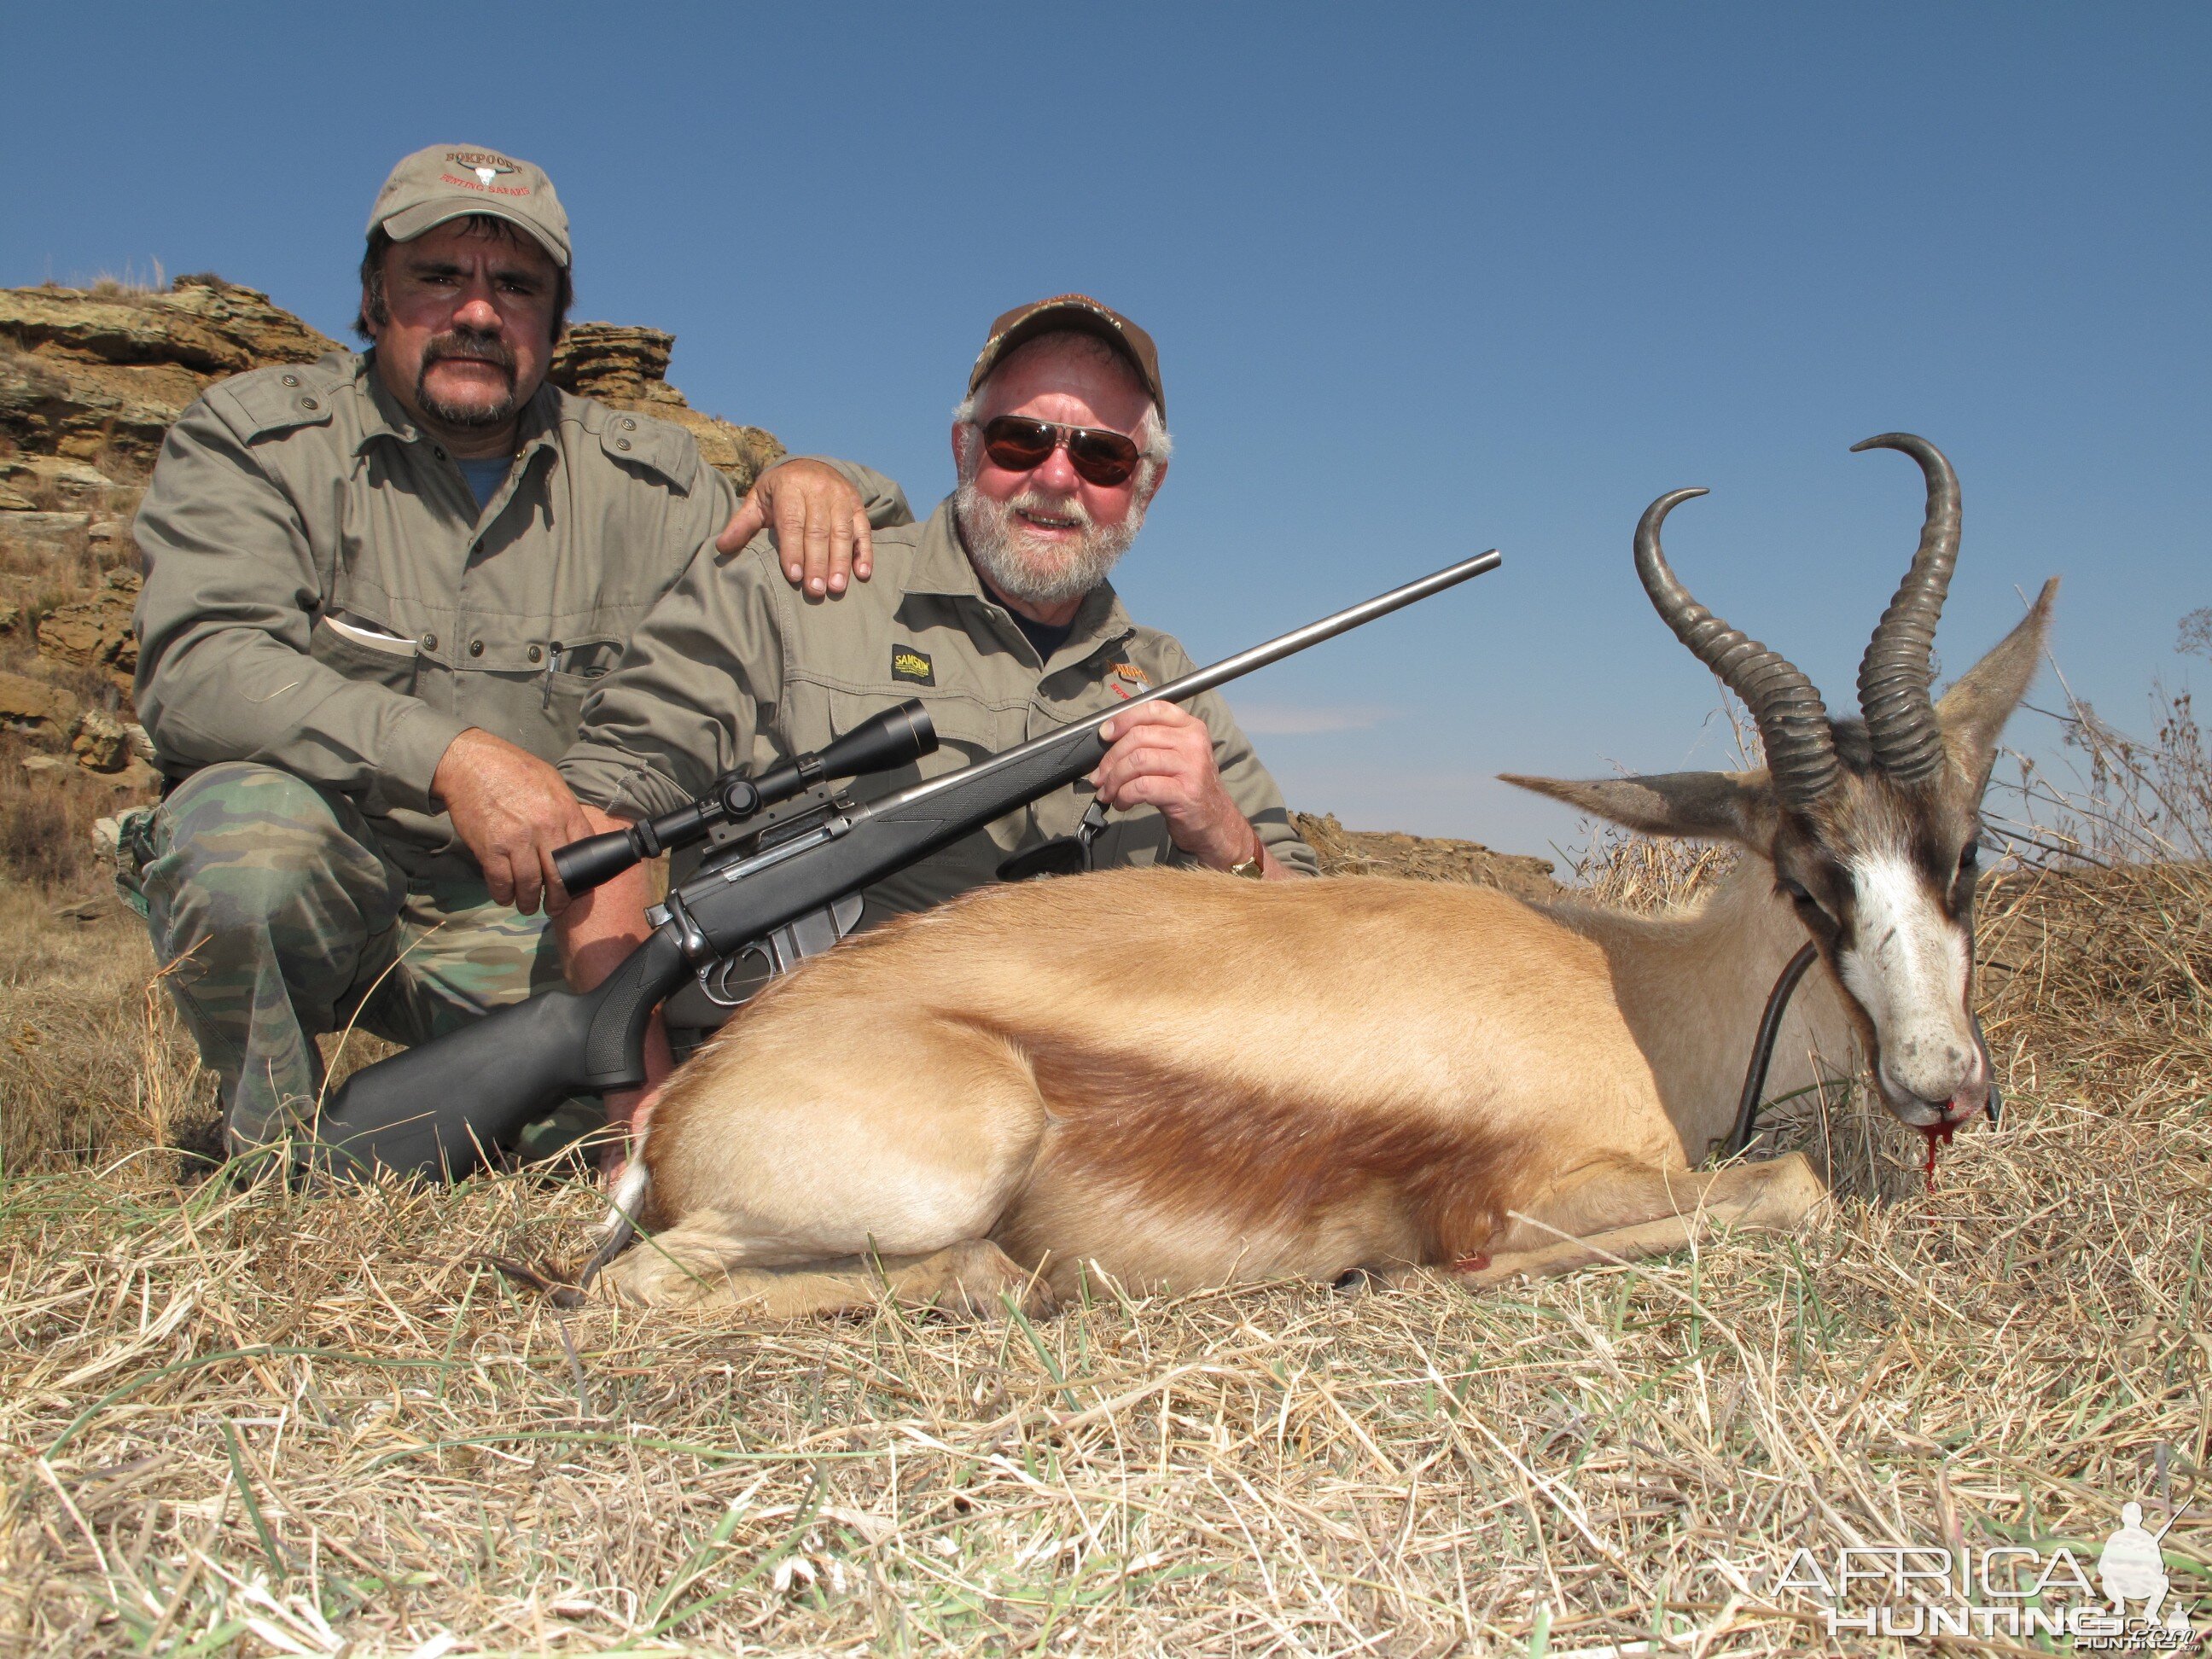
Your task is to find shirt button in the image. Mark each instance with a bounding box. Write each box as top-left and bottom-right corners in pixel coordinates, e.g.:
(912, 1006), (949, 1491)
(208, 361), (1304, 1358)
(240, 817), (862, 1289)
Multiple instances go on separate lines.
(527, 644), (544, 664)
(420, 633), (438, 652)
(616, 438), (632, 451)
(469, 640), (486, 657)
(300, 397), (319, 410)
(621, 416), (637, 430)
(281, 374), (300, 387)
(434, 446), (446, 460)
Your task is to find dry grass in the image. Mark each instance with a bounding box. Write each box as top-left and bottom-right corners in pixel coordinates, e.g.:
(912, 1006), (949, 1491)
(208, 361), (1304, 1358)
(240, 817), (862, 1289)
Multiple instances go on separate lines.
(0, 789), (2206, 1651)
(0, 729), (145, 900)
(0, 891), (201, 1173)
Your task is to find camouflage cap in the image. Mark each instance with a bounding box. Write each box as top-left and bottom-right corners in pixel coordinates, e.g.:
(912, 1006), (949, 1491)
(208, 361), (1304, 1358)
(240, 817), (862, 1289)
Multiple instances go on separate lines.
(366, 144), (571, 268)
(969, 295), (1164, 416)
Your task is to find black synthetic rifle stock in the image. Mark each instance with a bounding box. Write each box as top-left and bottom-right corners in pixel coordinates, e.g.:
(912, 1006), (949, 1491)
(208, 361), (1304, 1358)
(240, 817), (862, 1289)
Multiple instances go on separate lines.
(309, 550), (1501, 1179)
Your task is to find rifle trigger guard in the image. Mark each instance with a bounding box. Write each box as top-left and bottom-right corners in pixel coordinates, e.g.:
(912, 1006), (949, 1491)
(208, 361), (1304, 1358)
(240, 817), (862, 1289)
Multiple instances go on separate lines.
(701, 941), (776, 1008)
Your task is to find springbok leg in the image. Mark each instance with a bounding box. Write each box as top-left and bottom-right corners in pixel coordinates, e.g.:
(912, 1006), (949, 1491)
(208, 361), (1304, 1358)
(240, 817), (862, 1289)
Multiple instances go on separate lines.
(1458, 1151), (1826, 1287)
(602, 1232), (1051, 1318)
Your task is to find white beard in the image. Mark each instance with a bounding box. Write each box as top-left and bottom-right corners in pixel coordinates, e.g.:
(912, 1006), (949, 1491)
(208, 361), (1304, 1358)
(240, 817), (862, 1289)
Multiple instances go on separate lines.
(954, 480), (1144, 606)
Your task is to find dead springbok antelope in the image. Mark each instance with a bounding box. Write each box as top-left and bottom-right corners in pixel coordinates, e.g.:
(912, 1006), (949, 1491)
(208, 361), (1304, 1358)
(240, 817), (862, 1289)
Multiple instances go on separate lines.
(602, 432), (2056, 1318)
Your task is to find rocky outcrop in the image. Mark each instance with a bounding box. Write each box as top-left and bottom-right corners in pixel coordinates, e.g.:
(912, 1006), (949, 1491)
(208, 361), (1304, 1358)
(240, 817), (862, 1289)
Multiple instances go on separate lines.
(549, 323), (784, 490)
(0, 669), (79, 748)
(36, 568), (139, 692)
(1294, 811), (1560, 901)
(0, 274), (334, 794)
(0, 275), (339, 476)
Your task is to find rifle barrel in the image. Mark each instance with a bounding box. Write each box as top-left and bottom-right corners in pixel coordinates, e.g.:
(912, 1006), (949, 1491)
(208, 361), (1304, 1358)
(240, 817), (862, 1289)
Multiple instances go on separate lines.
(890, 550), (1502, 815)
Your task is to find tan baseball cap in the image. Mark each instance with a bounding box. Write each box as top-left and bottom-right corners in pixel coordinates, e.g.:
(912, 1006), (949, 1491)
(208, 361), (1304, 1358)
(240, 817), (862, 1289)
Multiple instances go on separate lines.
(366, 144), (572, 268)
(969, 294), (1165, 416)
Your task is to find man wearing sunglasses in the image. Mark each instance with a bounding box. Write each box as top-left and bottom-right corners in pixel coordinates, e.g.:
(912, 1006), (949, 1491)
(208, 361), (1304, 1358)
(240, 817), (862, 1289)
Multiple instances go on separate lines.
(557, 295), (1316, 1045)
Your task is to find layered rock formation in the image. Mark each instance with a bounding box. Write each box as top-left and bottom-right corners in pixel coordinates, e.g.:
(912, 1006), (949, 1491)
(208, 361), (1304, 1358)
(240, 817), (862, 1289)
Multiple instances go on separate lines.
(0, 275), (338, 475)
(0, 276), (340, 797)
(548, 323), (784, 490)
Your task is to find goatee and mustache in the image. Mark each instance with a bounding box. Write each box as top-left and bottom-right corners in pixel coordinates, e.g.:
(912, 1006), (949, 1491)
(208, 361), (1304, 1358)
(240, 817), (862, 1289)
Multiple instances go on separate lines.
(414, 328), (520, 428)
(954, 479), (1147, 606)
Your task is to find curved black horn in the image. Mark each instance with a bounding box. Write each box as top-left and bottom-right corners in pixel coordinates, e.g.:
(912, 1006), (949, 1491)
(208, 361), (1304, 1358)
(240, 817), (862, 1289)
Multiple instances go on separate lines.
(1636, 487), (1841, 808)
(1851, 433), (1959, 785)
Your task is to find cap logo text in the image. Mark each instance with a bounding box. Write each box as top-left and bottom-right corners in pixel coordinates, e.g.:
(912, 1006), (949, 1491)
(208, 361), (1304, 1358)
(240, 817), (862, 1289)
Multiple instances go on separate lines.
(443, 150), (530, 195)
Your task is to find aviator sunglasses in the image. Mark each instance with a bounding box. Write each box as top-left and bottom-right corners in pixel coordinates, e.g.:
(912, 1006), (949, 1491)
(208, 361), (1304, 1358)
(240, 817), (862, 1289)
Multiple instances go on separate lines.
(979, 416), (1144, 487)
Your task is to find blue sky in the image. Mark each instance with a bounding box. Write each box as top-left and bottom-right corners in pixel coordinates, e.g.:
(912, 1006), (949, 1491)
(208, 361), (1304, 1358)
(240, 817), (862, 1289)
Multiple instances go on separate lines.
(5, 3), (2203, 860)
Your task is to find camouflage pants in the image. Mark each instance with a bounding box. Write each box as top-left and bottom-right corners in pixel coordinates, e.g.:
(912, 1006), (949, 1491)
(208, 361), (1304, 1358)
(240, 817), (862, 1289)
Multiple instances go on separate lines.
(135, 762), (593, 1154)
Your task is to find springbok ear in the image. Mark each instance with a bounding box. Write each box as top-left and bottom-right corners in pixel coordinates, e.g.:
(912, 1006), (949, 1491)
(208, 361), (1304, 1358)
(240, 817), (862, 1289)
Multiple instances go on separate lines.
(1501, 771), (1778, 848)
(1937, 577), (2058, 793)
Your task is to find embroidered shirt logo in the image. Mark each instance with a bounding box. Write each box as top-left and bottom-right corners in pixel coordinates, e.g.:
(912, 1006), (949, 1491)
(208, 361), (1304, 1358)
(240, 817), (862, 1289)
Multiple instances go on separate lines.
(892, 647), (935, 686)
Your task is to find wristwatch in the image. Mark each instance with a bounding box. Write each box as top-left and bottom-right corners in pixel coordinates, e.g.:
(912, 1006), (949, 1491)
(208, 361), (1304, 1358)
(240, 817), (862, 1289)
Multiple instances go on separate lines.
(1226, 822), (1266, 881)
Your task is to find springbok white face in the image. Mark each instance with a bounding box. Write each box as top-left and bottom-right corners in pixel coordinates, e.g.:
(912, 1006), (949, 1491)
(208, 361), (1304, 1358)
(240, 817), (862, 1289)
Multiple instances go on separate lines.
(1511, 434), (2055, 1134)
(1767, 733), (1994, 1127)
(1827, 843), (1984, 1121)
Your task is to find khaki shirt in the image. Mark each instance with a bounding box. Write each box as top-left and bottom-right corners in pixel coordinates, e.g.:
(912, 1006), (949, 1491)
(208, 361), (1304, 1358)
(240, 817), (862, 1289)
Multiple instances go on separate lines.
(133, 350), (907, 879)
(560, 496), (1317, 925)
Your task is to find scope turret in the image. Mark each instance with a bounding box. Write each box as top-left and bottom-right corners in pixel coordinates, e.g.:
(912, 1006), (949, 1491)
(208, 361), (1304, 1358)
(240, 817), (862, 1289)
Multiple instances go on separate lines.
(552, 701), (936, 896)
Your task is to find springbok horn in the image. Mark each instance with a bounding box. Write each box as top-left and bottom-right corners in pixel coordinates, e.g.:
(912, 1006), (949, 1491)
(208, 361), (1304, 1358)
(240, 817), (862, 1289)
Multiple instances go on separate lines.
(1635, 487), (1841, 808)
(1852, 433), (1959, 786)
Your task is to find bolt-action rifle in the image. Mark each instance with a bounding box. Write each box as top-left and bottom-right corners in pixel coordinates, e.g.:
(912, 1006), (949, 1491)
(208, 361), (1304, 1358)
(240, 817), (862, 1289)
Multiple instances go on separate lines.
(308, 550), (1503, 1180)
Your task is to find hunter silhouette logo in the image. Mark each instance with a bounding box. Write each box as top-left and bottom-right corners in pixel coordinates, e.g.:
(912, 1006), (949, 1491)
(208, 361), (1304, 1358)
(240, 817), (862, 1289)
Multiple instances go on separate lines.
(2098, 1502), (2192, 1637)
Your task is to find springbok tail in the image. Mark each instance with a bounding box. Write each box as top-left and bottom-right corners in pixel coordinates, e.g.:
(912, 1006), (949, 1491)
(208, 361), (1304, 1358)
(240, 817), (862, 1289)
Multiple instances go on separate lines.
(603, 1156), (650, 1236)
(576, 1150), (650, 1294)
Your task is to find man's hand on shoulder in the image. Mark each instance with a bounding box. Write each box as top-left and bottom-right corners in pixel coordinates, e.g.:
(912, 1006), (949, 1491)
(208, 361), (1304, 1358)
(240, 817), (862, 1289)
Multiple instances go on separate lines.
(431, 728), (595, 917)
(718, 457), (874, 598)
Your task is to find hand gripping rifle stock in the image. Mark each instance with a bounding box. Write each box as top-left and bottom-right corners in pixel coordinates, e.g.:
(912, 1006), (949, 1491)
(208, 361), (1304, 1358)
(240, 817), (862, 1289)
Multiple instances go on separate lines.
(308, 550), (1502, 1180)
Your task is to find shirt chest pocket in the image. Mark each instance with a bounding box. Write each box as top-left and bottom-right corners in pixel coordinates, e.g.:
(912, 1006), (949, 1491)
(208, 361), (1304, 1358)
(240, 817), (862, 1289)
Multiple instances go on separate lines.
(824, 687), (1004, 795)
(534, 632), (623, 711)
(309, 614), (419, 695)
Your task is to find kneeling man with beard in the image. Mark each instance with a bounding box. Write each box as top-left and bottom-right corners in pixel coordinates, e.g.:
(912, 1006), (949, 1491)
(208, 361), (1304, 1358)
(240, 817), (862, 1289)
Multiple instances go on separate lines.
(557, 296), (1317, 1045)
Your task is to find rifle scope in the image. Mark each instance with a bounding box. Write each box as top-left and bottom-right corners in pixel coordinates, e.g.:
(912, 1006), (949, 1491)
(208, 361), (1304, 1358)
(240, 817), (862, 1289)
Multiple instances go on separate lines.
(551, 700), (937, 895)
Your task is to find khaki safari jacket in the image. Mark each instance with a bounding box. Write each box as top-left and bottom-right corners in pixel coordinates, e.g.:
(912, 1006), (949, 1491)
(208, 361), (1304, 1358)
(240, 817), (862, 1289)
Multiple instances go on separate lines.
(559, 495), (1318, 925)
(133, 351), (908, 880)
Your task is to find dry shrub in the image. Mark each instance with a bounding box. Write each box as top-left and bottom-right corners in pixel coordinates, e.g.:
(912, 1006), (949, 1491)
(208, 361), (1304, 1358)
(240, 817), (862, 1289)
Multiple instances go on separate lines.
(1992, 643), (2212, 866)
(0, 736), (131, 897)
(1569, 817), (1737, 914)
(1977, 859), (2212, 1103)
(0, 529), (102, 641)
(0, 892), (212, 1172)
(81, 262), (166, 306)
